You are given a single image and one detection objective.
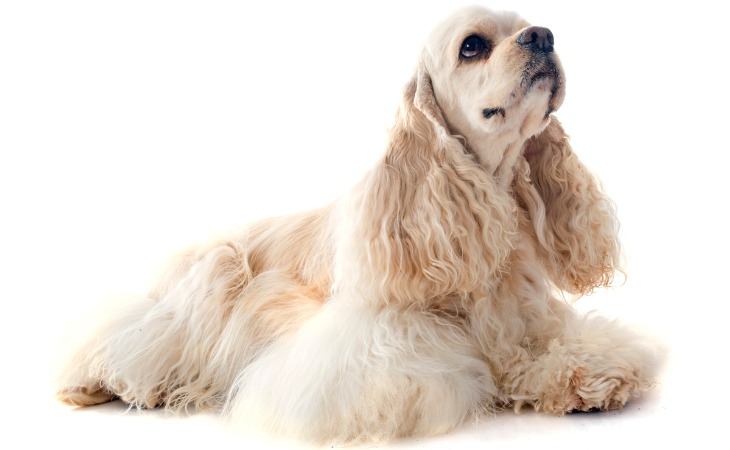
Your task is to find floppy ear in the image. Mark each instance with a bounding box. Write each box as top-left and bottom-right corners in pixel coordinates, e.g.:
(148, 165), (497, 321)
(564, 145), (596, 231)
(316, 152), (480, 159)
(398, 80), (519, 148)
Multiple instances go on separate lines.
(334, 64), (517, 305)
(413, 66), (451, 137)
(515, 118), (620, 295)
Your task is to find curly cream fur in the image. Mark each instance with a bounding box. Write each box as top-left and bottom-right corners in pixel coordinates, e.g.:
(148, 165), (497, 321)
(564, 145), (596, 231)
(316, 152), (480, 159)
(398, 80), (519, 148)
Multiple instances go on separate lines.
(56, 6), (659, 445)
(518, 120), (621, 294)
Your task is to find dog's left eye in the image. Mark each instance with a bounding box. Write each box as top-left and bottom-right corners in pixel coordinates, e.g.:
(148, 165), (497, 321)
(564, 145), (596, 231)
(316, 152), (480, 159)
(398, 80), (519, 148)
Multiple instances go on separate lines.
(459, 35), (489, 59)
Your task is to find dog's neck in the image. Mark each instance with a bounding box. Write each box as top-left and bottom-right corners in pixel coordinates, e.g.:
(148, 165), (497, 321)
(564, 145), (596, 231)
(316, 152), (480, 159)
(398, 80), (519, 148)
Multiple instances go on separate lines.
(439, 106), (534, 188)
(465, 132), (527, 188)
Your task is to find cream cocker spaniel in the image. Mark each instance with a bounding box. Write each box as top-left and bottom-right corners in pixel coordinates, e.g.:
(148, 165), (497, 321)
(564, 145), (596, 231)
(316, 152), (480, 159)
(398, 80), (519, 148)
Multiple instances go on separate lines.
(57, 6), (659, 445)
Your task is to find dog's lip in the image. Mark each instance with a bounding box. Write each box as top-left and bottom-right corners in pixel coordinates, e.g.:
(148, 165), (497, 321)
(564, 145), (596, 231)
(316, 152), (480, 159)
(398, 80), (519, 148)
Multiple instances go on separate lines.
(522, 55), (561, 90)
(483, 107), (506, 119)
(522, 56), (564, 116)
(524, 66), (560, 90)
(529, 71), (556, 84)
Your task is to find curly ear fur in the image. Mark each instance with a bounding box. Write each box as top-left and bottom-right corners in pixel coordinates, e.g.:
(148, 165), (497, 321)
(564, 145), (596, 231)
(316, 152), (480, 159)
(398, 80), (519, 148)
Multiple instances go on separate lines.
(515, 118), (620, 295)
(334, 67), (518, 305)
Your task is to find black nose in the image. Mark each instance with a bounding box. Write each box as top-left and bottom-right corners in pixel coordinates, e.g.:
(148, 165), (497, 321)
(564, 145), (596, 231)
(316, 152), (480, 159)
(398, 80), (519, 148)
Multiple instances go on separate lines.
(517, 26), (554, 53)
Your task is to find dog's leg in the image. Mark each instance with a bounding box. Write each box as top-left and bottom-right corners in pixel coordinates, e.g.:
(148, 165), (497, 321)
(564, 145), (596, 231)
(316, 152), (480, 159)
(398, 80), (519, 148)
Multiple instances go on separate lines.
(57, 243), (256, 410)
(468, 241), (658, 415)
(226, 299), (496, 445)
(501, 311), (660, 413)
(56, 296), (157, 407)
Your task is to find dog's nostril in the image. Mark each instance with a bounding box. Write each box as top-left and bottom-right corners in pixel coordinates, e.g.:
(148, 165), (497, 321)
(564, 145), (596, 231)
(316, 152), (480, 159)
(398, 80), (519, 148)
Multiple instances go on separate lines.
(517, 26), (554, 53)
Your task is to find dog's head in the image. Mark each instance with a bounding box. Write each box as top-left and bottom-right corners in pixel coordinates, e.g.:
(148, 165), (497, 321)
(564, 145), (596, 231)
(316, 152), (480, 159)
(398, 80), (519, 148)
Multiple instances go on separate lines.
(416, 7), (565, 178)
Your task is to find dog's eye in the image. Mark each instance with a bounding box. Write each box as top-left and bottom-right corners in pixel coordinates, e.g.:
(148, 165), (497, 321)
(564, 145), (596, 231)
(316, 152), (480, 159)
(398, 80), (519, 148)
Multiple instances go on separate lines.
(459, 35), (489, 60)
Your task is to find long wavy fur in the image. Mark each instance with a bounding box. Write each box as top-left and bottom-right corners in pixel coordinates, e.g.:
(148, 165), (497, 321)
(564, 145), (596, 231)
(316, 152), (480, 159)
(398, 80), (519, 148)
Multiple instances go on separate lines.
(515, 119), (621, 295)
(56, 6), (659, 446)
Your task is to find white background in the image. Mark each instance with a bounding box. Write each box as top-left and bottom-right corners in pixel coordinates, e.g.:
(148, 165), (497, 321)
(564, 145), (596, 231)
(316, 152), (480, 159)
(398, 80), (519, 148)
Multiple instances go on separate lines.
(1, 0), (727, 448)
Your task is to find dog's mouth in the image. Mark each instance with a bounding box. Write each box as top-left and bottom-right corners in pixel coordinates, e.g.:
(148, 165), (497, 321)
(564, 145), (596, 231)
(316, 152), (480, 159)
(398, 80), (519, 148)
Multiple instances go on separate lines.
(523, 58), (560, 90)
(483, 57), (563, 122)
(523, 55), (563, 116)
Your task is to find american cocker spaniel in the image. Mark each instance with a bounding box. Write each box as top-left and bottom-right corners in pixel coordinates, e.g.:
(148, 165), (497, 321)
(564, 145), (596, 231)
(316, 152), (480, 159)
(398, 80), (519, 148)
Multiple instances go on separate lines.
(57, 6), (659, 445)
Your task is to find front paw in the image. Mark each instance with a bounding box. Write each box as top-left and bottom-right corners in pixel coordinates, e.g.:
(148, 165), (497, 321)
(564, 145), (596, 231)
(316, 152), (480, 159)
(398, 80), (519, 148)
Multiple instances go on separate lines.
(540, 365), (642, 414)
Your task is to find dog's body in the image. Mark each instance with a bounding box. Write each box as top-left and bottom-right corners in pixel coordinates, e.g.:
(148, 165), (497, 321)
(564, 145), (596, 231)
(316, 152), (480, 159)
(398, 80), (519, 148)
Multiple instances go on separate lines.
(57, 6), (658, 445)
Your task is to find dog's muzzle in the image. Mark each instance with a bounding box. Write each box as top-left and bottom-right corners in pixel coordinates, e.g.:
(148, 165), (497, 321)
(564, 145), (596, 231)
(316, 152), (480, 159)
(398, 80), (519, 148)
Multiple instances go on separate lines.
(518, 25), (563, 114)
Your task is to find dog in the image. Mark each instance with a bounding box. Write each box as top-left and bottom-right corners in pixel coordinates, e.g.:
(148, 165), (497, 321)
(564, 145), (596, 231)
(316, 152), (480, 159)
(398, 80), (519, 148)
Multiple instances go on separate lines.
(57, 6), (659, 445)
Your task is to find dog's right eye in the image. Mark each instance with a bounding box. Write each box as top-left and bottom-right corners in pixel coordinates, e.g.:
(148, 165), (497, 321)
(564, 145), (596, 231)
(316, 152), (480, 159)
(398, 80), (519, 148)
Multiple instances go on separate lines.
(459, 35), (489, 60)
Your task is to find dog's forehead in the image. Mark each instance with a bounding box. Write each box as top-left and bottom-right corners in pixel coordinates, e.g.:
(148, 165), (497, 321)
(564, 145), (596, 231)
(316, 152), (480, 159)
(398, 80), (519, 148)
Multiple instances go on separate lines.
(425, 6), (529, 52)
